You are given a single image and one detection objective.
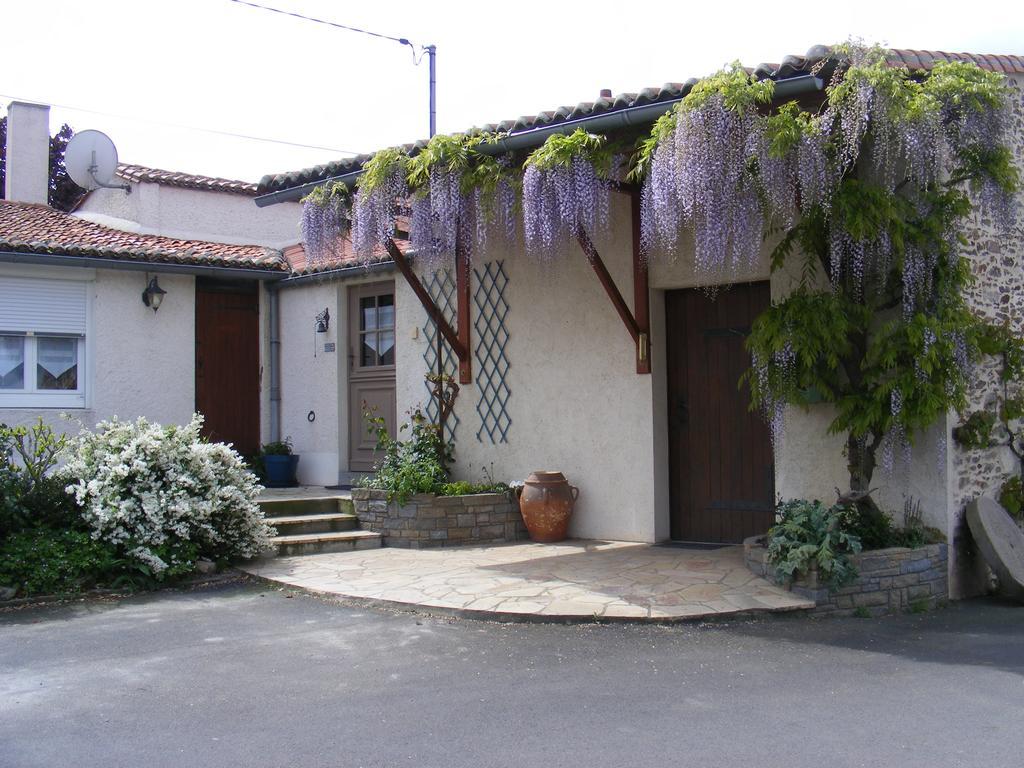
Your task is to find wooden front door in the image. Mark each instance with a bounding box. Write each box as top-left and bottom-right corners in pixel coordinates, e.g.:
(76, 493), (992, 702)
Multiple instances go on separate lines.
(666, 282), (775, 543)
(195, 281), (260, 456)
(348, 282), (397, 472)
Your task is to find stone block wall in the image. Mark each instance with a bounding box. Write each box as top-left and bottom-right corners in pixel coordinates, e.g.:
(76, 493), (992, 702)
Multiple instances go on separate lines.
(952, 73), (1024, 596)
(745, 538), (949, 617)
(352, 489), (527, 549)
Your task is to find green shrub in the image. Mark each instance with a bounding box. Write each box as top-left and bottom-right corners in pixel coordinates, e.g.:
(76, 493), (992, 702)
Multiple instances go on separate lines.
(766, 499), (863, 589)
(847, 505), (897, 550)
(63, 415), (270, 575)
(0, 529), (120, 596)
(0, 420), (76, 537)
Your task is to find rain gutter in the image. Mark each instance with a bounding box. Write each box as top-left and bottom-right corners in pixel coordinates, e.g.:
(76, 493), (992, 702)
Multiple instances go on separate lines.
(254, 74), (824, 208)
(0, 250), (289, 281)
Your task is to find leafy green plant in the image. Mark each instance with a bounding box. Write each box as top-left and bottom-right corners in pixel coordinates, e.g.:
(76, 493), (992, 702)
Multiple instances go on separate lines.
(0, 420), (76, 537)
(846, 504), (897, 551)
(909, 599), (931, 614)
(953, 410), (998, 450)
(853, 606), (872, 618)
(261, 437), (293, 456)
(437, 480), (509, 497)
(999, 476), (1023, 519)
(1, 419), (66, 488)
(360, 407), (451, 505)
(0, 529), (121, 597)
(766, 499), (863, 589)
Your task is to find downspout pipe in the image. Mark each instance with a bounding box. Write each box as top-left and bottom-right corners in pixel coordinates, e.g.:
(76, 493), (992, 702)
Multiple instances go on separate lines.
(254, 74), (823, 208)
(267, 282), (282, 444)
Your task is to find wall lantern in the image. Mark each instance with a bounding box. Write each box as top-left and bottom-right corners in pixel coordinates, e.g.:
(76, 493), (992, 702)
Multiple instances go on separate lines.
(315, 307), (330, 333)
(142, 276), (167, 312)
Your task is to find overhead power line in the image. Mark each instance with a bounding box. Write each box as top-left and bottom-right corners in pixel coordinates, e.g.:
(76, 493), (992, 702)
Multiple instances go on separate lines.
(228, 0), (438, 136)
(0, 93), (362, 155)
(228, 0), (410, 45)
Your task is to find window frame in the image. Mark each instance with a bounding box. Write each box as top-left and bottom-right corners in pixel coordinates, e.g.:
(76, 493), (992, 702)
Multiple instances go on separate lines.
(0, 332), (87, 408)
(0, 267), (93, 410)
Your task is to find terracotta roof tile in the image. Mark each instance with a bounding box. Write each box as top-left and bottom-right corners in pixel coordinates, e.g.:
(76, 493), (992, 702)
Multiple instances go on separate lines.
(0, 200), (287, 271)
(283, 222), (407, 277)
(117, 164), (259, 195)
(257, 44), (1024, 197)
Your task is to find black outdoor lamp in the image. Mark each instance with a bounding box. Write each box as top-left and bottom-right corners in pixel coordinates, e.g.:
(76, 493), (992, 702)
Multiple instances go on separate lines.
(142, 276), (167, 312)
(315, 307), (330, 333)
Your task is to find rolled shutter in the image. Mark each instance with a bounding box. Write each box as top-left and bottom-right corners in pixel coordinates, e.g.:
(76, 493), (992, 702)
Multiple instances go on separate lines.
(0, 276), (88, 335)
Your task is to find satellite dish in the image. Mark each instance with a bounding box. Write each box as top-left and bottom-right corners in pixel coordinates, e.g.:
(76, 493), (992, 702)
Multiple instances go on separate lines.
(64, 130), (130, 193)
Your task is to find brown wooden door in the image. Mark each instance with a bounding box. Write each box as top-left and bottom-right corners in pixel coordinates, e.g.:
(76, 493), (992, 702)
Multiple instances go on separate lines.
(666, 282), (774, 543)
(348, 282), (397, 472)
(195, 282), (260, 456)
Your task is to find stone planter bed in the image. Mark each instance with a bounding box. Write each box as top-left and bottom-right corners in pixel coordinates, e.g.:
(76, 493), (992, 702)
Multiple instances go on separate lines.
(352, 489), (527, 549)
(744, 537), (948, 617)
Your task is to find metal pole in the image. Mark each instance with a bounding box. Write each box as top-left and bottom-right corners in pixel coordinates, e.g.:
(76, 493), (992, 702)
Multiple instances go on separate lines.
(427, 44), (437, 137)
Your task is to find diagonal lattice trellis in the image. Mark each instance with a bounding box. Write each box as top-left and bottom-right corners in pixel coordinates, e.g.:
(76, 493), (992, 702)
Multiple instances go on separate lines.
(421, 268), (459, 444)
(473, 260), (511, 443)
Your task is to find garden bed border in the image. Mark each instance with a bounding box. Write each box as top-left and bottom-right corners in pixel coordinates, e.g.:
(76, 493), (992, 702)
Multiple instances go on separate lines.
(352, 489), (527, 548)
(744, 536), (949, 616)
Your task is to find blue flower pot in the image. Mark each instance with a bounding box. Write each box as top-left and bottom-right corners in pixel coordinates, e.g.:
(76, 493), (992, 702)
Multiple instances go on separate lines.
(263, 454), (299, 487)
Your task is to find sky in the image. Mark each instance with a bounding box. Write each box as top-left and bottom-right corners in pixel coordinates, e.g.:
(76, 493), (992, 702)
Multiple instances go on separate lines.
(4, 0), (1023, 184)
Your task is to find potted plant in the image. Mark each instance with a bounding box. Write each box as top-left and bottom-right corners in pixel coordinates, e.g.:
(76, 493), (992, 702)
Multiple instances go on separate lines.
(261, 437), (299, 488)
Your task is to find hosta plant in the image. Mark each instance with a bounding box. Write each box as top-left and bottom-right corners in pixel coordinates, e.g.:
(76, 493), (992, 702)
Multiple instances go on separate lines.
(63, 414), (271, 576)
(766, 498), (863, 589)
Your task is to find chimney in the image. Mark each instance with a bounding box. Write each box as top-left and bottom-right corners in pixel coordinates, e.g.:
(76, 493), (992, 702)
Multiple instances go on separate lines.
(599, 89), (612, 99)
(5, 101), (50, 205)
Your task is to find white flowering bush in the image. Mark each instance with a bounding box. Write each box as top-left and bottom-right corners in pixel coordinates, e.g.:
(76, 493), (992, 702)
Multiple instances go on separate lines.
(63, 414), (271, 577)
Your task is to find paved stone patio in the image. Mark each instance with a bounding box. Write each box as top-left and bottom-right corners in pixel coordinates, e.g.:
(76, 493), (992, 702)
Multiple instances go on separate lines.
(243, 540), (814, 620)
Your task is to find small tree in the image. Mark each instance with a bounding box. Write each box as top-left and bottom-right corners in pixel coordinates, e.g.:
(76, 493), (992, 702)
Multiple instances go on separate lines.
(738, 47), (1020, 516)
(633, 48), (1020, 518)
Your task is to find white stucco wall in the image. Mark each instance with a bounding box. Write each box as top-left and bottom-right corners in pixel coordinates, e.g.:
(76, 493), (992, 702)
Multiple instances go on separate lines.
(76, 183), (301, 249)
(396, 196), (664, 542)
(0, 263), (196, 435)
(274, 271), (401, 486)
(277, 280), (342, 486)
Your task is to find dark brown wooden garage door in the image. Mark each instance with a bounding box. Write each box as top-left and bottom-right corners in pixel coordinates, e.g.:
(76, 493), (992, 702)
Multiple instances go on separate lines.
(195, 281), (260, 457)
(666, 283), (775, 543)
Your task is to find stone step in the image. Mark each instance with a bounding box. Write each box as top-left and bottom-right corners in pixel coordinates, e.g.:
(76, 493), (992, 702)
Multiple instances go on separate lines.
(269, 530), (382, 557)
(266, 513), (358, 536)
(258, 496), (354, 517)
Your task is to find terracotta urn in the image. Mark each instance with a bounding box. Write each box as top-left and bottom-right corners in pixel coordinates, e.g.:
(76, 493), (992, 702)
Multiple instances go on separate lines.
(516, 471), (579, 543)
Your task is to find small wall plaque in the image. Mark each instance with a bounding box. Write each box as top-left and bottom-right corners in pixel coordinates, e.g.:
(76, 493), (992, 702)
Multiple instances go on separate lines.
(324, 342), (336, 353)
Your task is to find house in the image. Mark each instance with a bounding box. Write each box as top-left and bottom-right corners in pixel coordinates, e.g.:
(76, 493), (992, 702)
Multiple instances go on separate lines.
(0, 101), (299, 457)
(252, 47), (1024, 599)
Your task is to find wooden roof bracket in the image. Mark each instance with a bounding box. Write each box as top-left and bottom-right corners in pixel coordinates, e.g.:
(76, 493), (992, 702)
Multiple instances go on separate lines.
(385, 236), (472, 384)
(573, 190), (651, 374)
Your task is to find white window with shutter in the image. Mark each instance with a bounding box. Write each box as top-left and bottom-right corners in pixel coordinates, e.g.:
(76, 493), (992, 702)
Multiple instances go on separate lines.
(0, 275), (90, 408)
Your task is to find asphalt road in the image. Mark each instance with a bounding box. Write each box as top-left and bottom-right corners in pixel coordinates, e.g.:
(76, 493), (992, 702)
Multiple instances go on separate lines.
(1, 578), (1022, 768)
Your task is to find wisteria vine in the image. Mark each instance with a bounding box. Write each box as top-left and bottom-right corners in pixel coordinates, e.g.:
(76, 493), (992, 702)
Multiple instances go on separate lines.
(521, 129), (613, 260)
(300, 182), (350, 265)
